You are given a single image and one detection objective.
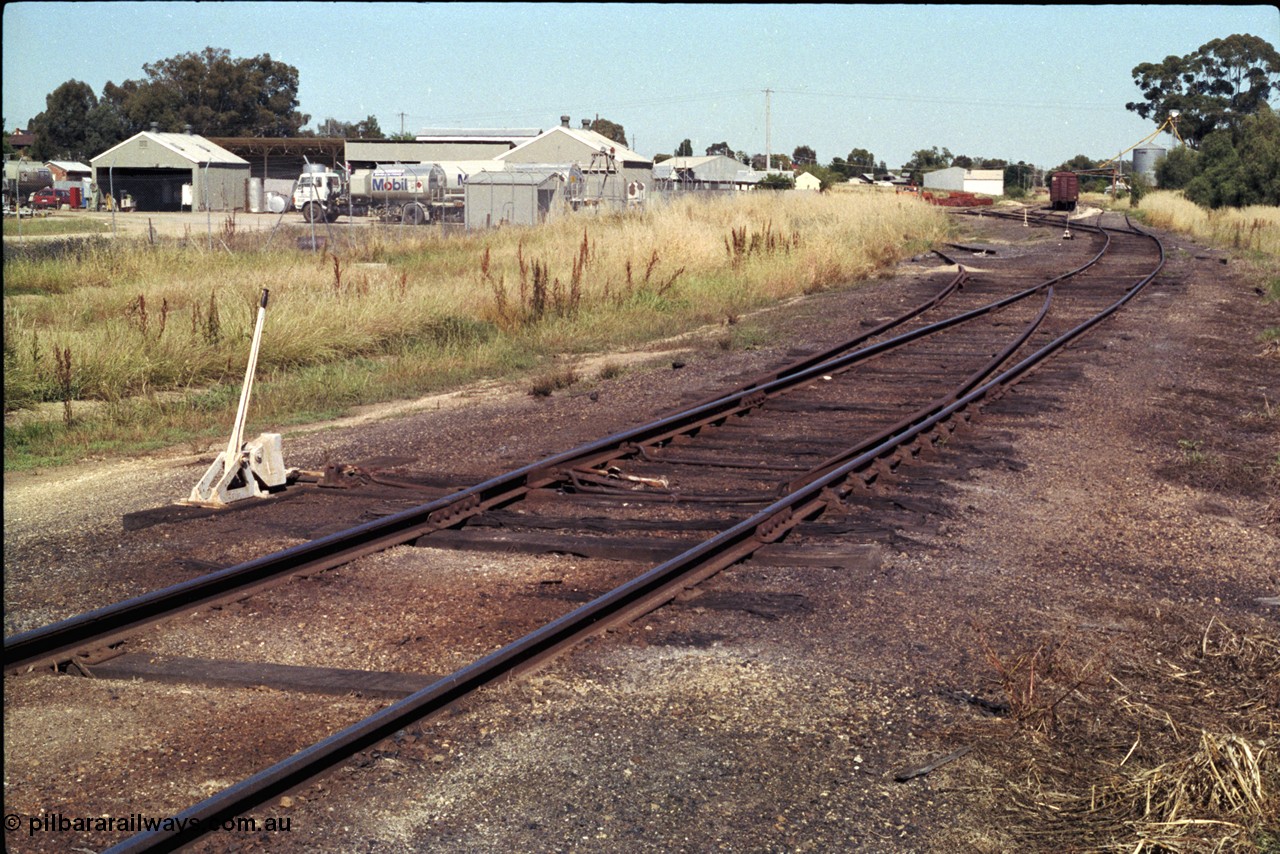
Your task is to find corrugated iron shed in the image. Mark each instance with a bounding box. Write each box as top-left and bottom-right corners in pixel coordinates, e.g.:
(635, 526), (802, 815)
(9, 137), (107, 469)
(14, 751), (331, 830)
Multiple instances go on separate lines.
(90, 131), (249, 211)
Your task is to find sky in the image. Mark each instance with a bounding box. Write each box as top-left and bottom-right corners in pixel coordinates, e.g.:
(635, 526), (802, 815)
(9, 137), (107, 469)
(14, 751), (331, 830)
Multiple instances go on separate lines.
(3, 3), (1278, 170)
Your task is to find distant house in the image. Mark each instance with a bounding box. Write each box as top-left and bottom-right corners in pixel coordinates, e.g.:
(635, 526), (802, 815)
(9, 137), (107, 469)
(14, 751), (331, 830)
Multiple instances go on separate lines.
(794, 171), (821, 192)
(91, 129), (250, 211)
(7, 127), (34, 155)
(923, 166), (1004, 196)
(496, 117), (652, 208)
(45, 160), (92, 182)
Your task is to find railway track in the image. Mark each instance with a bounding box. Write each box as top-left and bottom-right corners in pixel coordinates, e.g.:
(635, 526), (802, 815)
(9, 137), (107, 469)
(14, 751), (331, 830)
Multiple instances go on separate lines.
(4, 209), (1165, 853)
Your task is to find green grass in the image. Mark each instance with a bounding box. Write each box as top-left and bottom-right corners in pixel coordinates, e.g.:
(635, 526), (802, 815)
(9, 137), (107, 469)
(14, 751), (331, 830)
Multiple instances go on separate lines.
(3, 215), (111, 237)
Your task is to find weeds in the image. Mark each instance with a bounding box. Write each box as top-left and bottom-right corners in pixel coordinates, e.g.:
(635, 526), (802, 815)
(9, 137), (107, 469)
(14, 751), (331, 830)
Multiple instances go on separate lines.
(971, 621), (1109, 736)
(725, 220), (801, 266)
(529, 366), (578, 397)
(970, 615), (1279, 853)
(1178, 438), (1206, 464)
(596, 361), (624, 381)
(1138, 192), (1280, 256)
(4, 191), (950, 469)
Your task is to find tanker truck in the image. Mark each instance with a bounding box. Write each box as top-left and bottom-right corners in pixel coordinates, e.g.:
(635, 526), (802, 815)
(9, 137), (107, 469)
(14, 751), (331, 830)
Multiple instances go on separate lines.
(293, 162), (457, 225)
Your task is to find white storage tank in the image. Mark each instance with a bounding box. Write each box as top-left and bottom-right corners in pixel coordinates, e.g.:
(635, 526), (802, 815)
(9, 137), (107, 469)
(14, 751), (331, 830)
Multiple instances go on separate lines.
(248, 177), (263, 212)
(350, 163), (447, 199)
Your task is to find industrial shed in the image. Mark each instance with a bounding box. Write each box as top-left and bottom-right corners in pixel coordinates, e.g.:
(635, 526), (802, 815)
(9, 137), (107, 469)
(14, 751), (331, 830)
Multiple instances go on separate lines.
(653, 155), (743, 192)
(90, 130), (249, 212)
(923, 166), (1004, 196)
(385, 128), (540, 163)
(464, 169), (569, 230)
(497, 118), (651, 208)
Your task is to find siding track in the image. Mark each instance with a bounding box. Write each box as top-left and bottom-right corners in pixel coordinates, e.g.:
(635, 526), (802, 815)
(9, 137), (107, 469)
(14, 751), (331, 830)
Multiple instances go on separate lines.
(4, 210), (1166, 854)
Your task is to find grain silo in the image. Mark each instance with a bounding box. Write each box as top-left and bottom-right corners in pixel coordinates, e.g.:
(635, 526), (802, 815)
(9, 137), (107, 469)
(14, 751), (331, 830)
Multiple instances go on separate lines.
(1133, 145), (1167, 185)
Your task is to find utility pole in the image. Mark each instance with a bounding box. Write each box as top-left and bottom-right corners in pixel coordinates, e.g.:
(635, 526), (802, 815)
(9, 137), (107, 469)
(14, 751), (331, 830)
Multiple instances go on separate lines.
(764, 88), (773, 171)
(398, 112), (407, 136)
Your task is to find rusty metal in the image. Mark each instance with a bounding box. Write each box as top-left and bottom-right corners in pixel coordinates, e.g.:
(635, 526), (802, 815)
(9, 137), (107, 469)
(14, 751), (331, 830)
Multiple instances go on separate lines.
(96, 217), (1164, 854)
(6, 273), (967, 675)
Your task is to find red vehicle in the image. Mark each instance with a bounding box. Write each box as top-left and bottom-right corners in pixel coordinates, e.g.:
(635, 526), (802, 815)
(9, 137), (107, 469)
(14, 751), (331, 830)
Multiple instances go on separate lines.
(29, 187), (70, 210)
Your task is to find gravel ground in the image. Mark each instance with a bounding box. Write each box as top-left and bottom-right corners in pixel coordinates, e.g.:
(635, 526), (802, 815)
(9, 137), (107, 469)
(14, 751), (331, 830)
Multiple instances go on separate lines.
(4, 210), (1277, 853)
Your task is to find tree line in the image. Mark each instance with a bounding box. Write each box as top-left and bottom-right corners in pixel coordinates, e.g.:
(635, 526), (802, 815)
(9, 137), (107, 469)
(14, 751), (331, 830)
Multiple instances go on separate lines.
(10, 47), (423, 163)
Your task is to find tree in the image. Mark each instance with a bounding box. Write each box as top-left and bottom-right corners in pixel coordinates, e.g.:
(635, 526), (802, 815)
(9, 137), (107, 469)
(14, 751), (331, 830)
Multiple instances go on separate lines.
(675, 138), (693, 157)
(750, 153), (791, 170)
(1236, 104), (1280, 205)
(1003, 162), (1036, 197)
(758, 173), (795, 190)
(101, 47), (309, 138)
(28, 80), (100, 160)
(846, 148), (876, 174)
(1184, 105), (1280, 207)
(1155, 145), (1201, 189)
(314, 115), (384, 138)
(792, 144), (816, 166)
(907, 147), (952, 170)
(706, 141), (733, 157)
(585, 117), (627, 146)
(1126, 33), (1280, 147)
(903, 146), (952, 182)
(1052, 154), (1109, 192)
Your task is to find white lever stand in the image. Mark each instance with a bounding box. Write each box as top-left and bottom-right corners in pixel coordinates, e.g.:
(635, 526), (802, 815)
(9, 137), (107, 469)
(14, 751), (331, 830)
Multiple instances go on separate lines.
(189, 432), (288, 506)
(187, 288), (289, 507)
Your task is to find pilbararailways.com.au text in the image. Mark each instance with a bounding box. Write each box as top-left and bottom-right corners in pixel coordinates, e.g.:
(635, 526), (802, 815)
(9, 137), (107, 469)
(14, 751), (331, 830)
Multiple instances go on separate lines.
(8, 812), (292, 837)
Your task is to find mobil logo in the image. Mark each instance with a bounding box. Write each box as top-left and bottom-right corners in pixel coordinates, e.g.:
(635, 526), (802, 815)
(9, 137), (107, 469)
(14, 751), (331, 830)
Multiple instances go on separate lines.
(373, 176), (421, 193)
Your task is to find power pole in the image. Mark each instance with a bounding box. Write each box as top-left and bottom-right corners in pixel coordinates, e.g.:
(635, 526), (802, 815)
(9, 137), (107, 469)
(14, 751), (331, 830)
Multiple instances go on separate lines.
(398, 112), (407, 136)
(764, 88), (773, 171)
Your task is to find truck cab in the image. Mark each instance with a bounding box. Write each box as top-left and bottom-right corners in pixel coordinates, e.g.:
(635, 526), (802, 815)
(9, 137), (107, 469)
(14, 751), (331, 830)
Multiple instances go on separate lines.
(293, 169), (345, 222)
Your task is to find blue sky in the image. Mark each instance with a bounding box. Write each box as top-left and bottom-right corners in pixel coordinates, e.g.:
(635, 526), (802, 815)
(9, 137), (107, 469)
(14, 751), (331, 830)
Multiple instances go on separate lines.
(3, 3), (1277, 169)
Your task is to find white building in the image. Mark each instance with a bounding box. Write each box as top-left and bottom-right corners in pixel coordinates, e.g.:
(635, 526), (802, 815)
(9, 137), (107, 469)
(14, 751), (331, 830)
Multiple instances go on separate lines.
(922, 166), (1004, 196)
(794, 172), (821, 192)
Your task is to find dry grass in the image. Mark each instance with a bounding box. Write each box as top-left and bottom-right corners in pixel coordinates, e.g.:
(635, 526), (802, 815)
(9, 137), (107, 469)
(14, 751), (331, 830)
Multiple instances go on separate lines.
(4, 191), (949, 469)
(963, 615), (1279, 853)
(1137, 192), (1280, 257)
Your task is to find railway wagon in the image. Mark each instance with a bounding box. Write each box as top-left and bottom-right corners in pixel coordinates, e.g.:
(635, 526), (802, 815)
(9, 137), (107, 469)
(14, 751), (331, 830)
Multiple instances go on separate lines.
(1049, 171), (1079, 212)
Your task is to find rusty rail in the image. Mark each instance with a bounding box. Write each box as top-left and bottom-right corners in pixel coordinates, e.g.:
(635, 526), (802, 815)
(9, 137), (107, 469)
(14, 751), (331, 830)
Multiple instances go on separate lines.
(101, 216), (1164, 854)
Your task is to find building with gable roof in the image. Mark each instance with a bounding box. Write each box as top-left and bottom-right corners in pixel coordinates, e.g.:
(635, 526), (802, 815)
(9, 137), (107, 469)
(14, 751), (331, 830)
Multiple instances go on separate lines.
(496, 117), (651, 208)
(90, 128), (250, 211)
(652, 155), (744, 192)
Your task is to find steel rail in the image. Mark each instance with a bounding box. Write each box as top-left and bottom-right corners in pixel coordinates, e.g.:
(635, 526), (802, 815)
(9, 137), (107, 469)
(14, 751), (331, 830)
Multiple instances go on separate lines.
(0, 273), (956, 673)
(1, 232), (1105, 674)
(102, 219), (1163, 854)
(572, 284), (1055, 503)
